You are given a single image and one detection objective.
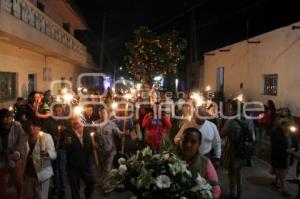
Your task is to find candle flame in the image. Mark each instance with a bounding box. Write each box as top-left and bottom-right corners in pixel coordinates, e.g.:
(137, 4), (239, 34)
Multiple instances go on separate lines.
(206, 86), (211, 91)
(136, 83), (142, 90)
(124, 94), (131, 100)
(259, 113), (264, 119)
(90, 132), (95, 137)
(56, 96), (61, 102)
(61, 88), (67, 94)
(111, 102), (118, 109)
(190, 92), (204, 106)
(74, 106), (83, 115)
(9, 106), (14, 111)
(235, 94), (244, 102)
(82, 88), (88, 93)
(63, 93), (73, 102)
(290, 126), (297, 133)
(130, 88), (136, 94)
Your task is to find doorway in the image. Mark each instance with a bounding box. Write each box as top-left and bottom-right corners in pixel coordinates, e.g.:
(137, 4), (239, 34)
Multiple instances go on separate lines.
(28, 74), (36, 94)
(216, 67), (224, 103)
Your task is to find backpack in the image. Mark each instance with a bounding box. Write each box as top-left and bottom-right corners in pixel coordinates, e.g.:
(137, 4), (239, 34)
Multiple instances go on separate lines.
(234, 119), (255, 159)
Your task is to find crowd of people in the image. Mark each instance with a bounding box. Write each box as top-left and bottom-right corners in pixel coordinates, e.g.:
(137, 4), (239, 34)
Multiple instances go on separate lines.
(0, 87), (299, 199)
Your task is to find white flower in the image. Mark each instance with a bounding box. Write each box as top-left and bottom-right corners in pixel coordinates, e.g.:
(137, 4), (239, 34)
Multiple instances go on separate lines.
(162, 153), (170, 160)
(119, 165), (127, 175)
(155, 175), (171, 189)
(110, 169), (118, 176)
(137, 179), (143, 189)
(169, 163), (181, 176)
(195, 174), (207, 186)
(142, 147), (152, 157)
(118, 157), (126, 165)
(179, 163), (188, 173)
(191, 174), (212, 195)
(185, 170), (192, 178)
(153, 154), (161, 159)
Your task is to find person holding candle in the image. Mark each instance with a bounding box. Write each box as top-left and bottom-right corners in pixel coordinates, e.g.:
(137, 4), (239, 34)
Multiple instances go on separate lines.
(142, 108), (172, 153)
(174, 107), (221, 168)
(23, 119), (56, 199)
(111, 103), (135, 155)
(60, 115), (95, 199)
(81, 105), (94, 125)
(270, 118), (299, 196)
(33, 92), (52, 133)
(220, 100), (255, 199)
(45, 105), (69, 199)
(170, 103), (192, 146)
(94, 106), (125, 190)
(0, 108), (26, 199)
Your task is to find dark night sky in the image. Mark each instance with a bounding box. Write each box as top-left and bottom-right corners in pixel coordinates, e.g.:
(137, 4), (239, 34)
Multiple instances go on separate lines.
(73, 0), (300, 75)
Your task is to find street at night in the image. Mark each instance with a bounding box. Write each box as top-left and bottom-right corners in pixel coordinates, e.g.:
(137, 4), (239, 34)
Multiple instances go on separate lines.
(1, 0), (300, 199)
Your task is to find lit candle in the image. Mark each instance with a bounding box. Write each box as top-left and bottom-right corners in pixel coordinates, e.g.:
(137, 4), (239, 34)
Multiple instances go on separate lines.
(206, 85), (211, 92)
(111, 102), (118, 110)
(63, 93), (73, 103)
(236, 94), (244, 102)
(90, 132), (99, 168)
(290, 126), (297, 133)
(56, 96), (61, 102)
(74, 106), (83, 115)
(39, 132), (45, 151)
(61, 88), (67, 94)
(56, 125), (61, 149)
(136, 83), (142, 90)
(121, 102), (129, 155)
(82, 88), (88, 93)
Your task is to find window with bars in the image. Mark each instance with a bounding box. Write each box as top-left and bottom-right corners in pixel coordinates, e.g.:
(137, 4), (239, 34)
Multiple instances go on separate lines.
(263, 74), (278, 96)
(0, 72), (17, 102)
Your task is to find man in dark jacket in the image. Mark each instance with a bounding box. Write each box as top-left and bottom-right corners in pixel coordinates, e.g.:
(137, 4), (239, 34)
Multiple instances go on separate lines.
(270, 119), (298, 196)
(0, 108), (26, 199)
(46, 105), (70, 199)
(60, 115), (95, 199)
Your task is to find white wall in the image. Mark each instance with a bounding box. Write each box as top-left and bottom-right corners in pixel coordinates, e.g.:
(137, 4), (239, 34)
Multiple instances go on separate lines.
(0, 41), (80, 108)
(203, 21), (300, 116)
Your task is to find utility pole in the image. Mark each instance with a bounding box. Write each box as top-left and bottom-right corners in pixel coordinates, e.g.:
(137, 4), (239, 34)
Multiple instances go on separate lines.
(100, 12), (106, 71)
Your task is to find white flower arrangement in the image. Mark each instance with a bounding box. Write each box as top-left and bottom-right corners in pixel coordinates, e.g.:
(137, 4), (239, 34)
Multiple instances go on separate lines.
(109, 147), (212, 199)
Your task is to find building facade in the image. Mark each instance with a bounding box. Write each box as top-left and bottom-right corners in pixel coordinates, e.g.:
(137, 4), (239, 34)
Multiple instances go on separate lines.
(0, 0), (95, 108)
(203, 21), (300, 117)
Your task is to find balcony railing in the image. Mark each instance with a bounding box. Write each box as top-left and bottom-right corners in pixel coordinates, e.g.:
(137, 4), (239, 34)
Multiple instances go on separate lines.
(0, 0), (86, 55)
